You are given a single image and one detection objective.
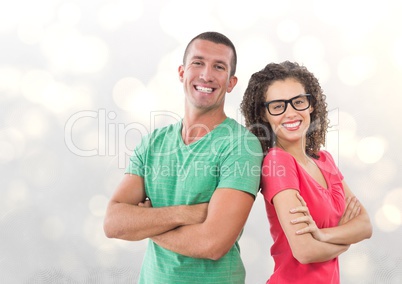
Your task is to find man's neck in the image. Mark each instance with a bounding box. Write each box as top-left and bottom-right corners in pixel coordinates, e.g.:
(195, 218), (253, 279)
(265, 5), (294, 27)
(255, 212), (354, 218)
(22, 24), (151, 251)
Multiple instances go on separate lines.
(181, 111), (227, 145)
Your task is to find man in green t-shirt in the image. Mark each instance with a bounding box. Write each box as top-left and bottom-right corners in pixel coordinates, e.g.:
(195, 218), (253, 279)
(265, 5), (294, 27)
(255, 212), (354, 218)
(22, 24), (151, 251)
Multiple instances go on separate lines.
(103, 31), (263, 284)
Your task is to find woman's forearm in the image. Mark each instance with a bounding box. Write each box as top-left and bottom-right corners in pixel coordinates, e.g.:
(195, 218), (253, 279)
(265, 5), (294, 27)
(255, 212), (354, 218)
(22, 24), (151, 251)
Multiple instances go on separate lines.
(321, 209), (372, 245)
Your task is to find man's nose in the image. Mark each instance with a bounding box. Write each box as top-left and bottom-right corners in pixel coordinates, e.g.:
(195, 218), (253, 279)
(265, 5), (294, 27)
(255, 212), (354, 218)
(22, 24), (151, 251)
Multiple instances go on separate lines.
(199, 66), (214, 81)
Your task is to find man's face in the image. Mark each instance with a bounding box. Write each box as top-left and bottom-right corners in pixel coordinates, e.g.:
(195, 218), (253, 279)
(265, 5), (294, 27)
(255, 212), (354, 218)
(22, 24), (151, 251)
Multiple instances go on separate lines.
(179, 39), (238, 113)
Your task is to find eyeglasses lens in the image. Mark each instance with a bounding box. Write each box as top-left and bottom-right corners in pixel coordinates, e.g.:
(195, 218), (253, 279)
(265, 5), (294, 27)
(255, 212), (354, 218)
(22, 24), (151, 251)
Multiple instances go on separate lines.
(268, 95), (310, 115)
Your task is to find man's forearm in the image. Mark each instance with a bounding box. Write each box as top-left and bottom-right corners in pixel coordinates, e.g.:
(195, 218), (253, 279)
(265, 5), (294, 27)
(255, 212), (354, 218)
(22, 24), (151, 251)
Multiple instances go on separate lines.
(151, 189), (255, 260)
(152, 224), (207, 258)
(151, 222), (232, 260)
(103, 202), (207, 241)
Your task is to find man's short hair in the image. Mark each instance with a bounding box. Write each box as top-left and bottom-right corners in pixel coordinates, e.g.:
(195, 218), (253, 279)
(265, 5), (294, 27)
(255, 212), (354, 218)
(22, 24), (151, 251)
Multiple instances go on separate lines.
(182, 31), (237, 76)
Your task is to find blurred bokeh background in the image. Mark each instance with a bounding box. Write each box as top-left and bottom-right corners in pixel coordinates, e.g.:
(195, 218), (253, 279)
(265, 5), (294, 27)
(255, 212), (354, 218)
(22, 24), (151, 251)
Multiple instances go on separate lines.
(1, 0), (401, 283)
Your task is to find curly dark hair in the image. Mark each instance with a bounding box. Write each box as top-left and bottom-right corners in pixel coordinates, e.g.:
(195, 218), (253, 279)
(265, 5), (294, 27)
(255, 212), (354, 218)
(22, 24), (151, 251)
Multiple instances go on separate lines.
(240, 61), (329, 159)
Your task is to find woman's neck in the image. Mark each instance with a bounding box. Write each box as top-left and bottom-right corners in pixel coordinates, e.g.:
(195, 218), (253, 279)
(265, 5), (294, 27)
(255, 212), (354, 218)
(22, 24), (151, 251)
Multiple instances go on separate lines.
(276, 139), (310, 165)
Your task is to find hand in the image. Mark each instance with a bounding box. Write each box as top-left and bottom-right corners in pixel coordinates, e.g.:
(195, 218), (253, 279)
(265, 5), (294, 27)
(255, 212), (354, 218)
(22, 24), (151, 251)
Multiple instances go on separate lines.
(138, 197), (152, 208)
(290, 192), (325, 241)
(338, 196), (361, 226)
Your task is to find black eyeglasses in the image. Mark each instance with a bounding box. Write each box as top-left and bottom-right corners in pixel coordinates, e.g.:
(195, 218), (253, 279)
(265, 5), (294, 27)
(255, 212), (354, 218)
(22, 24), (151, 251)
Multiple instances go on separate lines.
(262, 94), (311, 116)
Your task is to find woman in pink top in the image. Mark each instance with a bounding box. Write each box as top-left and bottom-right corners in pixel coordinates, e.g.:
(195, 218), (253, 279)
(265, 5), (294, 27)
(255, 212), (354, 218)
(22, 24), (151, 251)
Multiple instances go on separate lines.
(240, 61), (372, 283)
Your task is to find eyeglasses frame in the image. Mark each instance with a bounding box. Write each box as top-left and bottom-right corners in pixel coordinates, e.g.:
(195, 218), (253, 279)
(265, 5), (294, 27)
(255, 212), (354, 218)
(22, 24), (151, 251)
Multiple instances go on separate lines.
(262, 94), (312, 116)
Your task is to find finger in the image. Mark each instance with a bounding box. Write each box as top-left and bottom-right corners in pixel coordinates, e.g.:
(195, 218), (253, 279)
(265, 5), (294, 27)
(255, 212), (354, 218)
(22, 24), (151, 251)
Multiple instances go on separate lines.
(344, 196), (352, 209)
(138, 200), (152, 208)
(296, 192), (307, 206)
(295, 226), (314, 235)
(344, 196), (352, 207)
(291, 216), (310, 224)
(349, 198), (361, 218)
(290, 206), (309, 215)
(347, 197), (359, 219)
(342, 196), (354, 219)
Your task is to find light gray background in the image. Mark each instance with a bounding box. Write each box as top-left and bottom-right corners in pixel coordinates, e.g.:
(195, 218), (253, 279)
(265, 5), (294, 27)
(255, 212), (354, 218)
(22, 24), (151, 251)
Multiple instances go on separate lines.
(1, 0), (401, 283)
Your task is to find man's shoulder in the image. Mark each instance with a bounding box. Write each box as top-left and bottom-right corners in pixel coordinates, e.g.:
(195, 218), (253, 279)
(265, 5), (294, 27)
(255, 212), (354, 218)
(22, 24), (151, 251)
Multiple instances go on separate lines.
(218, 118), (263, 157)
(223, 117), (244, 129)
(223, 117), (258, 137)
(149, 120), (181, 137)
(136, 121), (180, 150)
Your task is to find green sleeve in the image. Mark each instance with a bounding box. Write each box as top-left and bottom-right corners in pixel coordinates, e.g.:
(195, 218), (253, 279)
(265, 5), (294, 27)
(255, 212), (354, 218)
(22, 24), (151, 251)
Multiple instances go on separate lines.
(217, 131), (263, 196)
(125, 134), (151, 176)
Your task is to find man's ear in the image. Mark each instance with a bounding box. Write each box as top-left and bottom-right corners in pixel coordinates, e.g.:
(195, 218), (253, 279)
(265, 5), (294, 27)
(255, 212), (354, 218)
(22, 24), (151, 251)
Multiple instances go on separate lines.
(178, 65), (184, 82)
(226, 75), (238, 93)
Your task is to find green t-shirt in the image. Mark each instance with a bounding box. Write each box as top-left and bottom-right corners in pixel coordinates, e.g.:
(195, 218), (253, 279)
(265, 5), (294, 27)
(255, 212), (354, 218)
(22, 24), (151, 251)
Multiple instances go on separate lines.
(126, 118), (263, 284)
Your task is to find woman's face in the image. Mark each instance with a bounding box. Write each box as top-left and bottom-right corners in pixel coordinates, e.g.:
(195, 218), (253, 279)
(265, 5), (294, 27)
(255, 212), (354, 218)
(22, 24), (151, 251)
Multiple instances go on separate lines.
(263, 78), (313, 147)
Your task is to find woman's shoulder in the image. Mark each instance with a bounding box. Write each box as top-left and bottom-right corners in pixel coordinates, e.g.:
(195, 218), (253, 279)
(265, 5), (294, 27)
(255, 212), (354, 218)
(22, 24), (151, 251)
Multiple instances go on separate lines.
(316, 149), (336, 163)
(263, 147), (298, 170)
(316, 150), (341, 175)
(265, 147), (295, 161)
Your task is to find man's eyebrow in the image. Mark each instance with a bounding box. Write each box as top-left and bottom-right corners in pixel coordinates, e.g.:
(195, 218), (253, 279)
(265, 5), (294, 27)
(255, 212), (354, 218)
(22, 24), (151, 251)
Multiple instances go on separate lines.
(190, 55), (228, 66)
(190, 55), (204, 60)
(214, 60), (228, 67)
(190, 55), (229, 67)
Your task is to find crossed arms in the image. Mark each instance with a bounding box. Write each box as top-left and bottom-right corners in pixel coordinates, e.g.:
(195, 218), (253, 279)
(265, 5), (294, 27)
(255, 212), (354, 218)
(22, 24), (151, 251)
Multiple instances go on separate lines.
(103, 173), (255, 260)
(275, 180), (373, 264)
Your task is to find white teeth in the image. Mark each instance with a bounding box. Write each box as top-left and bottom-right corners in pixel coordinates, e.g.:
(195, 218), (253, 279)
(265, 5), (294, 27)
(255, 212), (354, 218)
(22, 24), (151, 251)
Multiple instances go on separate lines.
(283, 121), (301, 128)
(196, 86), (213, 93)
